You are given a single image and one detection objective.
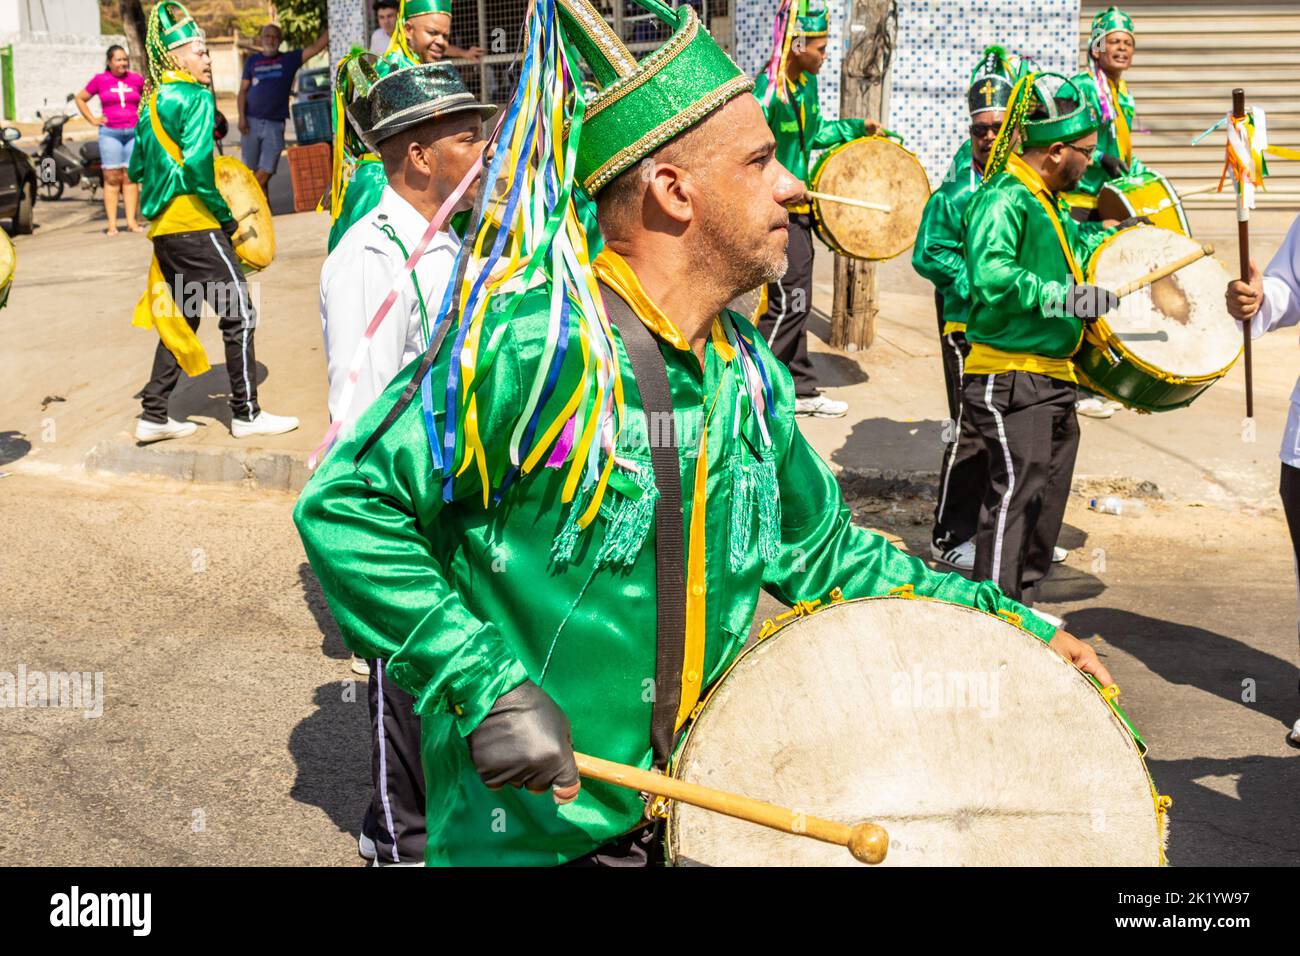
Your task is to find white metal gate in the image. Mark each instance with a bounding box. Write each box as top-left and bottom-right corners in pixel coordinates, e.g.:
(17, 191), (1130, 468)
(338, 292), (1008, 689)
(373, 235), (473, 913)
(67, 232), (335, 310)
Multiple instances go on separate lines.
(1078, 0), (1300, 209)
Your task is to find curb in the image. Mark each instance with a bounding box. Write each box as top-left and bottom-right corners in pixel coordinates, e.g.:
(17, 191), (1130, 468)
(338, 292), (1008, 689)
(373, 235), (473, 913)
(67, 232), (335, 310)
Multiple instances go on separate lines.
(83, 438), (311, 492)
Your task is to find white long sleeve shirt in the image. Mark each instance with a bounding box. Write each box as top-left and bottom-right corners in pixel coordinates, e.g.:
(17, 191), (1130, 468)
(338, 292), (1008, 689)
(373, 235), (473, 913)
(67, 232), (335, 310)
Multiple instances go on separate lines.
(319, 186), (460, 435)
(1250, 213), (1300, 468)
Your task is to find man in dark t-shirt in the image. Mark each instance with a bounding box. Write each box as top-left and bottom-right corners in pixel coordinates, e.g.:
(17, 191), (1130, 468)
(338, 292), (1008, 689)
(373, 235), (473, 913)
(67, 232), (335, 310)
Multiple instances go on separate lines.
(237, 22), (329, 191)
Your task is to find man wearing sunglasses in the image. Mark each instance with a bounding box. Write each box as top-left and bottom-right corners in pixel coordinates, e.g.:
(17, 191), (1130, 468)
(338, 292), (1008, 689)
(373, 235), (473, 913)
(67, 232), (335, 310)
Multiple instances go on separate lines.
(913, 48), (1017, 573)
(958, 74), (1130, 612)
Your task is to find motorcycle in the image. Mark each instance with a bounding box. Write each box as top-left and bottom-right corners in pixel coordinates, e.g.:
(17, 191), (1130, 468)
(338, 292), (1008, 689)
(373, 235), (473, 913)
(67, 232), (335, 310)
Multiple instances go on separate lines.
(33, 94), (102, 201)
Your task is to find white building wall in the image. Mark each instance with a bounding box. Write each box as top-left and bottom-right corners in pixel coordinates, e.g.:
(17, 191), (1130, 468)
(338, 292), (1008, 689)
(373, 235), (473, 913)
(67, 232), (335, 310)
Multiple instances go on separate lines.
(1, 30), (128, 121)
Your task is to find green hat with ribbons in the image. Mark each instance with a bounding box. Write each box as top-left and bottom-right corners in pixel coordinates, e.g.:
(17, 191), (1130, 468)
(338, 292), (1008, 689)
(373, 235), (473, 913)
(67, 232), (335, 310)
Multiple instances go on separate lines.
(1020, 73), (1097, 147)
(154, 0), (204, 50)
(1090, 6), (1134, 54)
(558, 0), (754, 195)
(983, 72), (1097, 180)
(793, 1), (829, 37)
(349, 61), (498, 150)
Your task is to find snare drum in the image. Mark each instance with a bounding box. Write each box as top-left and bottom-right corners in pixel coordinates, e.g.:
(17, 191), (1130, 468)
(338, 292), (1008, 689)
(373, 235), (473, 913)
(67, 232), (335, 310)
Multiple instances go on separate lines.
(667, 594), (1168, 866)
(215, 156), (276, 272)
(1096, 171), (1191, 236)
(808, 136), (930, 262)
(1074, 225), (1240, 412)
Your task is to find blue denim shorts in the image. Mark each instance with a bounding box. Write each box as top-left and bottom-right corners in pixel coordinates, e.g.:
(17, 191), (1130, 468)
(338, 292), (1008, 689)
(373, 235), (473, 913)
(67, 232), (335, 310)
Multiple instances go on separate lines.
(240, 116), (286, 175)
(98, 125), (135, 169)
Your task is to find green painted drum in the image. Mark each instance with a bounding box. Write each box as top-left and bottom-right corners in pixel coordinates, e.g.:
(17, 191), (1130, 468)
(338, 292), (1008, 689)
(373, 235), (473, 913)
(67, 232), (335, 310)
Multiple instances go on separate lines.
(1074, 225), (1240, 413)
(0, 227), (13, 311)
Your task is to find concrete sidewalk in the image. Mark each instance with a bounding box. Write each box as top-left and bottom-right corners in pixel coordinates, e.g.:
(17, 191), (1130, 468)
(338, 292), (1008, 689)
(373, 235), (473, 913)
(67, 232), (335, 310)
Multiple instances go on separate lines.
(1, 204), (1295, 507)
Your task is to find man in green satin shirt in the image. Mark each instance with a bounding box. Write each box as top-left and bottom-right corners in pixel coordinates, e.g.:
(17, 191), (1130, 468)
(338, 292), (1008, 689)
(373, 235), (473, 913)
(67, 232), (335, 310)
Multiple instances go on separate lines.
(1068, 6), (1145, 208)
(751, 2), (877, 419)
(961, 74), (1134, 606)
(912, 48), (1012, 574)
(294, 0), (1112, 867)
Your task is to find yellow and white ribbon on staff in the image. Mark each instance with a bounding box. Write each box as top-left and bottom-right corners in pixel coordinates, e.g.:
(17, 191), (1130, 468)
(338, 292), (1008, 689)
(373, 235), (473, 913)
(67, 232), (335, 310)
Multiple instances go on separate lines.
(1220, 107), (1266, 212)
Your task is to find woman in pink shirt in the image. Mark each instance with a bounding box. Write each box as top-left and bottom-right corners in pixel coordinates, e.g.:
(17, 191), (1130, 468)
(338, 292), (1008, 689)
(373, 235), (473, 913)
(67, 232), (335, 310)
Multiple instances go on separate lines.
(76, 46), (145, 235)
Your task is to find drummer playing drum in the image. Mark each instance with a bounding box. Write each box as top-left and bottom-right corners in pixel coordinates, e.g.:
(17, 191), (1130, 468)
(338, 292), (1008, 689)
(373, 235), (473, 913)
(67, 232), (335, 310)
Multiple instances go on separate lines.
(752, 1), (878, 419)
(1068, 6), (1144, 217)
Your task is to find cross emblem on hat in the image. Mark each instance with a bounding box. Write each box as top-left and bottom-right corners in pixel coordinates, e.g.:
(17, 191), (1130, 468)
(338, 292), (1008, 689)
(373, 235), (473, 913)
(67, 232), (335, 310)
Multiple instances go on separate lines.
(980, 80), (997, 105)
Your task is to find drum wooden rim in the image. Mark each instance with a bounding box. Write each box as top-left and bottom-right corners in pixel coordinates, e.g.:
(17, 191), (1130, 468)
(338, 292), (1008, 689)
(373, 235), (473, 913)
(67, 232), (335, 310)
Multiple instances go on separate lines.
(809, 137), (930, 262)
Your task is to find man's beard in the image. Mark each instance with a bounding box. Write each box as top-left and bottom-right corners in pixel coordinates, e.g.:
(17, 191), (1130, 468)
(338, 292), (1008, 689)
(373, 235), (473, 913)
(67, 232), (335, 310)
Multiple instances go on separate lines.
(694, 205), (790, 301)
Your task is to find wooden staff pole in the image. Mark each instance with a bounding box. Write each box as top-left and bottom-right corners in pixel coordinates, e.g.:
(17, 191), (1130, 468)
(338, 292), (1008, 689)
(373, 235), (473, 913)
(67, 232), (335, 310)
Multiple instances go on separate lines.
(1232, 88), (1254, 419)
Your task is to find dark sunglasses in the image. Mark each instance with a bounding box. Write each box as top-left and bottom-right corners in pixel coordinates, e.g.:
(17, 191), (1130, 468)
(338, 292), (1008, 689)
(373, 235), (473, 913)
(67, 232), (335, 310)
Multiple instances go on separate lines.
(1060, 142), (1099, 162)
(969, 122), (1001, 138)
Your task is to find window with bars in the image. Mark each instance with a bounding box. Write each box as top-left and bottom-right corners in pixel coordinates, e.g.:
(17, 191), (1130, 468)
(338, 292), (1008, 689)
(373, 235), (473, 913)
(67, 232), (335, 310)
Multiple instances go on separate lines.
(438, 0), (736, 105)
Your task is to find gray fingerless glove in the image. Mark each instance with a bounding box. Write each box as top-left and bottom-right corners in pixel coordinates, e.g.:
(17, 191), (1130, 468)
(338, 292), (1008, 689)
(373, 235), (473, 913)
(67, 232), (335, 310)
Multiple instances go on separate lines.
(1063, 283), (1120, 322)
(467, 680), (579, 793)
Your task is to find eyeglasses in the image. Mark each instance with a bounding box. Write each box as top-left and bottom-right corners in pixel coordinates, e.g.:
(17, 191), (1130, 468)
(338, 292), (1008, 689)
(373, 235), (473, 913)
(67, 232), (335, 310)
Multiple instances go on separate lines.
(969, 123), (1001, 138)
(1061, 142), (1099, 162)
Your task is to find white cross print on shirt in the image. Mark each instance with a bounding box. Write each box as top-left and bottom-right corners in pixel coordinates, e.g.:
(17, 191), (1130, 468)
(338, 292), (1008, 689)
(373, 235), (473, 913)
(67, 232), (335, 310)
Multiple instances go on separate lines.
(109, 80), (132, 109)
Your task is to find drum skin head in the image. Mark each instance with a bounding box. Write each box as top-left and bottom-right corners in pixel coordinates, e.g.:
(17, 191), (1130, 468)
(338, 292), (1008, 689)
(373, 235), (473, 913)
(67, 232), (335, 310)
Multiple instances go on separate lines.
(215, 156), (276, 271)
(812, 138), (929, 261)
(668, 597), (1165, 866)
(1091, 226), (1239, 379)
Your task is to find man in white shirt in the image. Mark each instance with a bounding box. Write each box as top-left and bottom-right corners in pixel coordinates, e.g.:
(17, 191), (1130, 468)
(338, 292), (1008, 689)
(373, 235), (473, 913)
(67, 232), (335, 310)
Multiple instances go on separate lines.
(369, 1), (399, 55)
(1226, 212), (1300, 747)
(318, 62), (496, 864)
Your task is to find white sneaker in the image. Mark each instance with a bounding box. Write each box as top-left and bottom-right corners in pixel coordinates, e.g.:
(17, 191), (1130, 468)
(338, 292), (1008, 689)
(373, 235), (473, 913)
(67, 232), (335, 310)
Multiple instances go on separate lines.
(358, 832), (377, 862)
(1287, 718), (1300, 748)
(1033, 609), (1064, 629)
(794, 394), (848, 418)
(351, 656), (370, 678)
(1075, 397), (1115, 419)
(1052, 546), (1068, 563)
(931, 539), (975, 571)
(135, 417), (197, 444)
(231, 410), (300, 439)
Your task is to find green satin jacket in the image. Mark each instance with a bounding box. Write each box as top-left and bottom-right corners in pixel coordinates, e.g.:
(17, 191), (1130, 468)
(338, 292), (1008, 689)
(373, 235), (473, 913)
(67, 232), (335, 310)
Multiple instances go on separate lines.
(1070, 70), (1146, 197)
(963, 155), (1114, 358)
(129, 73), (232, 223)
(292, 268), (1055, 867)
(912, 139), (980, 333)
(753, 69), (869, 187)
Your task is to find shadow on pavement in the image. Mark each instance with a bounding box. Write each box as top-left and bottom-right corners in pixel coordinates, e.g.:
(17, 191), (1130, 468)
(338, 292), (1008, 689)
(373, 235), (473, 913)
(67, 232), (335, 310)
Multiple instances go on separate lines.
(1064, 607), (1299, 730)
(152, 361), (271, 428)
(0, 430), (31, 465)
(1145, 753), (1300, 866)
(298, 561), (350, 661)
(288, 680), (371, 843)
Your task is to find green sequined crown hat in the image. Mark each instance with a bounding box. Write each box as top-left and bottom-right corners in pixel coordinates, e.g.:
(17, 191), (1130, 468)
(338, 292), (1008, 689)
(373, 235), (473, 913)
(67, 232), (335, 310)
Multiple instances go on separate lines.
(983, 72), (1098, 180)
(557, 0), (754, 194)
(144, 0), (206, 93)
(1090, 6), (1135, 57)
(793, 1), (829, 36)
(348, 61), (497, 150)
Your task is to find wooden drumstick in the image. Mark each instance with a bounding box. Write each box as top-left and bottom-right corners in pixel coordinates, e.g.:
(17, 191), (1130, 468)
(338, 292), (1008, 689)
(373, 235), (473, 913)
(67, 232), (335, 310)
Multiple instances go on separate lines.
(806, 190), (892, 214)
(574, 751), (889, 865)
(1112, 242), (1215, 299)
(1232, 88), (1254, 419)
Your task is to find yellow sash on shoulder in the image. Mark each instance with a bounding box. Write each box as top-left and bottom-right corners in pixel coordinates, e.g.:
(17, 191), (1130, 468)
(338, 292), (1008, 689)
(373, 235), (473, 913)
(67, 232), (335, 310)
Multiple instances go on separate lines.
(1108, 77), (1132, 164)
(133, 85), (213, 377)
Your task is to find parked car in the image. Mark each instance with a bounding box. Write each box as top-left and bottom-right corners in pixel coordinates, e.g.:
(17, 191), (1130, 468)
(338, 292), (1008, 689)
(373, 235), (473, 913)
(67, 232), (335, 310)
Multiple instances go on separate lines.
(296, 67), (330, 103)
(0, 126), (37, 235)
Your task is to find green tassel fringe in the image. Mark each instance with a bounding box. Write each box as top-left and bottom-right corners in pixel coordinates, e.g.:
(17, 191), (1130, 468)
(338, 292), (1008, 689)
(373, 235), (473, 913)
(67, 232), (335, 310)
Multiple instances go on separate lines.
(729, 455), (781, 571)
(550, 463), (659, 568)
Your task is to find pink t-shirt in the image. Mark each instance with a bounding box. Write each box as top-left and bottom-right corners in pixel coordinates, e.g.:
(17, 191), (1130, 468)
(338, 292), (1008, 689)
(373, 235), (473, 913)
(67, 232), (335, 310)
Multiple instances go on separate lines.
(84, 70), (145, 129)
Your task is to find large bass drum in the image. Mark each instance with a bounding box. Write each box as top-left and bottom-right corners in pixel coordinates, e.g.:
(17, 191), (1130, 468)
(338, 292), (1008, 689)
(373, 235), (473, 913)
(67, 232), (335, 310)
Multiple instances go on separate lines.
(667, 595), (1169, 866)
(1074, 224), (1240, 412)
(809, 136), (930, 261)
(214, 155), (276, 272)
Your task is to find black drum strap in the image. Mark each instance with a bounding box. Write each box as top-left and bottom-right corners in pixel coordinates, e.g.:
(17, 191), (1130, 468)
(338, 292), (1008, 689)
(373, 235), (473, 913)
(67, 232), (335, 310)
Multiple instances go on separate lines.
(599, 282), (685, 771)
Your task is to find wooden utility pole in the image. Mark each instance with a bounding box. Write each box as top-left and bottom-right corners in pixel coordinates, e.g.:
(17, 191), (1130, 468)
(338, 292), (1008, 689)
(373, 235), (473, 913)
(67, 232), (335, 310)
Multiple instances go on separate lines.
(119, 0), (148, 74)
(831, 0), (897, 351)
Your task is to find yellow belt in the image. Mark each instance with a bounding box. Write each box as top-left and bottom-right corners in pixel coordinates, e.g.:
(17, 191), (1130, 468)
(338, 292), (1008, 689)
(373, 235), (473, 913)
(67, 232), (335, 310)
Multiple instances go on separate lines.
(964, 342), (1078, 384)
